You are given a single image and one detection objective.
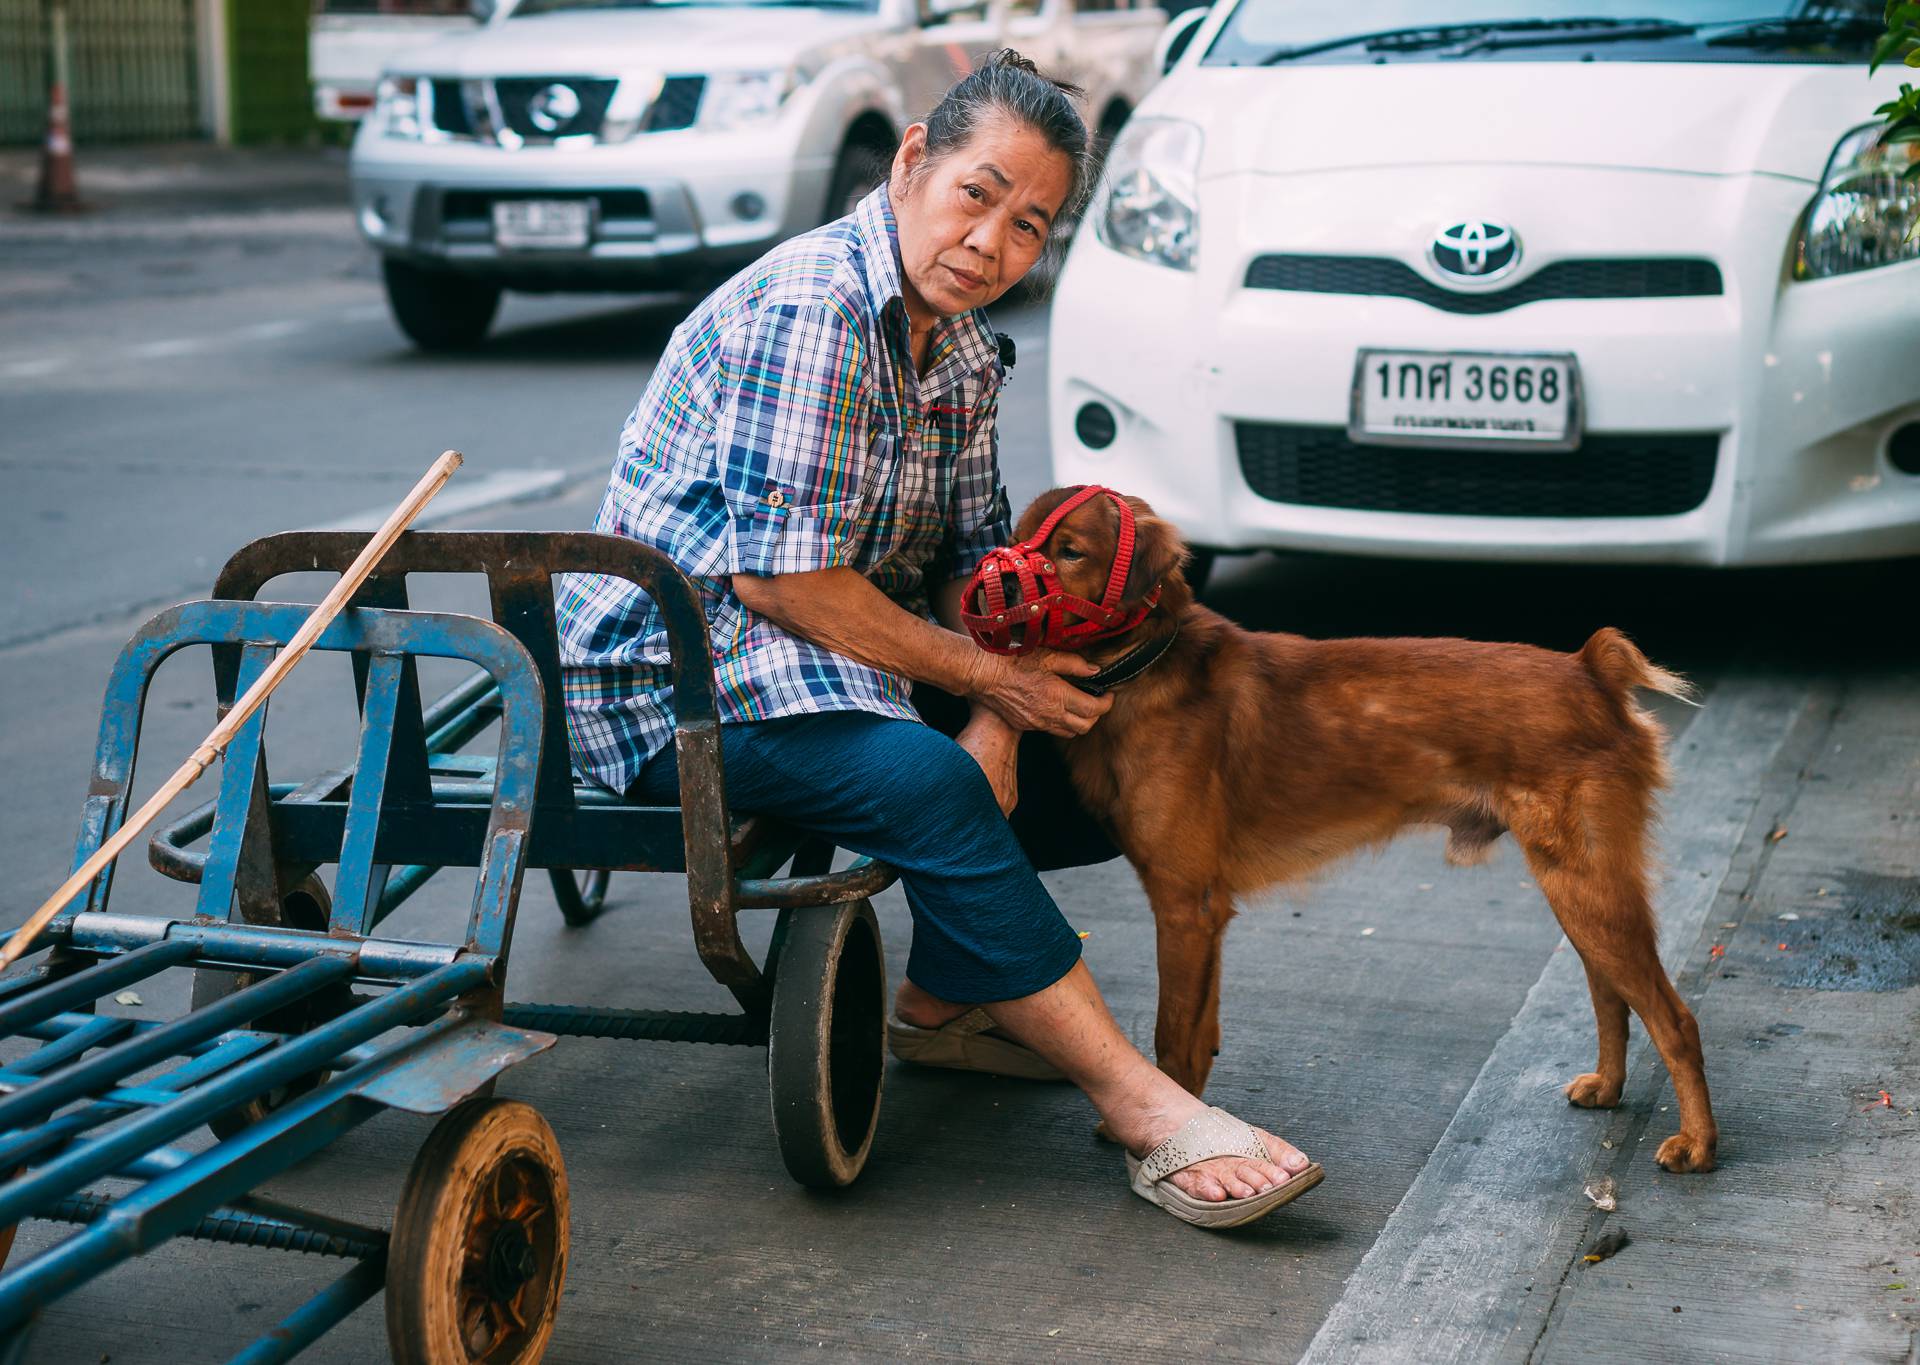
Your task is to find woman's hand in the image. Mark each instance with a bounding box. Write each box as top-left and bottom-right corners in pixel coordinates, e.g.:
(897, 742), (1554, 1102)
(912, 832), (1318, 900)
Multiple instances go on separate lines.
(955, 709), (1020, 815)
(964, 648), (1113, 738)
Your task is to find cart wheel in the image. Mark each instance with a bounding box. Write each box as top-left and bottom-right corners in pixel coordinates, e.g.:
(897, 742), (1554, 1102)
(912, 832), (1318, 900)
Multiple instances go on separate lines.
(766, 899), (886, 1189)
(387, 1098), (569, 1365)
(547, 868), (610, 927)
(198, 874), (346, 1141)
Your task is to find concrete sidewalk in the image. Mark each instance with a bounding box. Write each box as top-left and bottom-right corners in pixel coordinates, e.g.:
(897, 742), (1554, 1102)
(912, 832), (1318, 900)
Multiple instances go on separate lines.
(0, 141), (348, 222)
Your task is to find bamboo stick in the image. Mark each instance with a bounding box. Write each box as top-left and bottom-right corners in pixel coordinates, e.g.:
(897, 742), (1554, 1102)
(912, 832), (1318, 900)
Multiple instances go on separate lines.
(0, 449), (465, 971)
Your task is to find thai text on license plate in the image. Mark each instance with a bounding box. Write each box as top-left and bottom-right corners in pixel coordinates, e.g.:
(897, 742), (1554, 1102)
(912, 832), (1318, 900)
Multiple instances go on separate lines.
(1349, 349), (1582, 451)
(491, 199), (592, 250)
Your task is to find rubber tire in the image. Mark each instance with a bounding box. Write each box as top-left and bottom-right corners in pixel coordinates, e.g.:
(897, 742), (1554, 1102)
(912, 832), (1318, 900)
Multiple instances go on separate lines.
(766, 899), (886, 1189)
(383, 257), (502, 352)
(198, 874), (345, 1141)
(547, 868), (610, 927)
(387, 1099), (570, 1365)
(825, 142), (892, 223)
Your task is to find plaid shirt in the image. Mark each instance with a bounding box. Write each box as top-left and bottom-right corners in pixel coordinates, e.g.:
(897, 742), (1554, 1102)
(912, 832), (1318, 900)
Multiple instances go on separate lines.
(556, 186), (1012, 795)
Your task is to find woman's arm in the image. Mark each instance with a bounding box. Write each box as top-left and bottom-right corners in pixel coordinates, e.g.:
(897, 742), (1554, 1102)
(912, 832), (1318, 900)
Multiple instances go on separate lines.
(732, 568), (1110, 738)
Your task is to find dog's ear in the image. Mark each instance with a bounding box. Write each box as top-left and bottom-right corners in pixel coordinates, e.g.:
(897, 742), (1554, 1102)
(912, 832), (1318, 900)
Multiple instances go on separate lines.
(1014, 486), (1085, 544)
(1119, 496), (1187, 606)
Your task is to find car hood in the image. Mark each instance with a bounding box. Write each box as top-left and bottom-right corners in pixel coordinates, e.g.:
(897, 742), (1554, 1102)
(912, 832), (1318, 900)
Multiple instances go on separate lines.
(1159, 62), (1882, 183)
(397, 7), (886, 76)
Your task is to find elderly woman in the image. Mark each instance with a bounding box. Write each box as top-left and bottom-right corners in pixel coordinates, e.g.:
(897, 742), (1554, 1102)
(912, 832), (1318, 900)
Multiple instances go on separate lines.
(558, 51), (1318, 1228)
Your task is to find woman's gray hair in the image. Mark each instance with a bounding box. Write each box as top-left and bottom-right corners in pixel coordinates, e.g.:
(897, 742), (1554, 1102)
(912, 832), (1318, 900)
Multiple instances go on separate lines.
(913, 48), (1095, 240)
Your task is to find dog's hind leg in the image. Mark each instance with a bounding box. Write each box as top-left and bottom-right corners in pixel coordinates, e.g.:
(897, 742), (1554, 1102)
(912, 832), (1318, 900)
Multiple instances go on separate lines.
(1147, 879), (1235, 1097)
(1523, 843), (1717, 1173)
(1565, 961), (1628, 1109)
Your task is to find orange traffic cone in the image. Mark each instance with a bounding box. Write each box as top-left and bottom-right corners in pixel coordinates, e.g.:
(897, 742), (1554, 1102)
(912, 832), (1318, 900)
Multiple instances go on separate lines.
(29, 1), (83, 213)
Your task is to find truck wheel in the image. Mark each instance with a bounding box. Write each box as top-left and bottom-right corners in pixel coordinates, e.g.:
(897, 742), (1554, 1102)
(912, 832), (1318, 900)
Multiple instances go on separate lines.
(382, 258), (501, 352)
(826, 143), (891, 223)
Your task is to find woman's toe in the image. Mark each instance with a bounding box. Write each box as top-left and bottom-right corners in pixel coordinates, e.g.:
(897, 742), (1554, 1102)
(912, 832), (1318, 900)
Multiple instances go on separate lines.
(1257, 1127), (1312, 1173)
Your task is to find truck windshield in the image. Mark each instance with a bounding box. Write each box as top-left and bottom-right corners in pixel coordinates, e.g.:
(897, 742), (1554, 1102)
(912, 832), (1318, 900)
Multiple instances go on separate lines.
(1204, 1), (1885, 67)
(514, 0), (875, 12)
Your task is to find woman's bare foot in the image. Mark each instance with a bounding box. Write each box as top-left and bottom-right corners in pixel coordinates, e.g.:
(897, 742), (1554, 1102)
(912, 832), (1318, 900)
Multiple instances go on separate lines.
(1099, 1077), (1311, 1202)
(904, 966), (1314, 1203)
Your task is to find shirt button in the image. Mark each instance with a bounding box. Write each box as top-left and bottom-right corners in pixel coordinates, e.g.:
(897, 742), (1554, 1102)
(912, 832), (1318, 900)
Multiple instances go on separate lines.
(765, 489), (786, 509)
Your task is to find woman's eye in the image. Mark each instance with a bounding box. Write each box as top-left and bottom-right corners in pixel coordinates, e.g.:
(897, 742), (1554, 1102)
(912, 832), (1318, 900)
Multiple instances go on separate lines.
(1016, 219), (1038, 238)
(964, 184), (984, 201)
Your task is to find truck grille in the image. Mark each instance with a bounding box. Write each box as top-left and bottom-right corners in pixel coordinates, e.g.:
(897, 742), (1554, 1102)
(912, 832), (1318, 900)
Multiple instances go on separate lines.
(1234, 423), (1719, 519)
(493, 77), (618, 139)
(426, 76), (704, 142)
(1242, 255), (1723, 314)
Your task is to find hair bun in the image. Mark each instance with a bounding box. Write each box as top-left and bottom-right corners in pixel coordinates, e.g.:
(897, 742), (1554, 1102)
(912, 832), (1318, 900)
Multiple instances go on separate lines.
(982, 47), (1041, 77)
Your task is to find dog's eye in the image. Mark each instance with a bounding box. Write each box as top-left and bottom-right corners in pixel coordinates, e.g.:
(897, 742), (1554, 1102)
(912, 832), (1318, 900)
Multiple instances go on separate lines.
(1057, 546), (1085, 563)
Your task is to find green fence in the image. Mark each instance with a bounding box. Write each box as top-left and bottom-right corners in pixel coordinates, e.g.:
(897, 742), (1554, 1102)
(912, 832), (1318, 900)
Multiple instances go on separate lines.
(0, 0), (200, 144)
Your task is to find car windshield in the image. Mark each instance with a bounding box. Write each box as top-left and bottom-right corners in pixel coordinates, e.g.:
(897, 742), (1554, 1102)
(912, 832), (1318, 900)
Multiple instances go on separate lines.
(1204, 1), (1885, 67)
(513, 0), (873, 13)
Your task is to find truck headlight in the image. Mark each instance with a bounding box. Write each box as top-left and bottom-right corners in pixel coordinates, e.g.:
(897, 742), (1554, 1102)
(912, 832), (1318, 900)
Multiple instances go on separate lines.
(1794, 122), (1920, 280)
(374, 76), (425, 140)
(699, 70), (794, 131)
(1097, 118), (1202, 272)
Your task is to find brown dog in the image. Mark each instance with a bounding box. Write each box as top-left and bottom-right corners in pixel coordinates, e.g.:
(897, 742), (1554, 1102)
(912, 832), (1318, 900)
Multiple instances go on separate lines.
(1013, 487), (1716, 1173)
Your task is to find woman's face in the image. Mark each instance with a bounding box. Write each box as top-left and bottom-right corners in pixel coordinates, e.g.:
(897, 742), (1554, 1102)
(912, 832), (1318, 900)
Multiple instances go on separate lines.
(889, 113), (1072, 323)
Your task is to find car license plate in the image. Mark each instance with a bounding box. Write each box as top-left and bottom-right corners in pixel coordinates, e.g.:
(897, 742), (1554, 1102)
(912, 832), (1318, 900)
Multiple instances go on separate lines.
(1349, 349), (1582, 451)
(491, 199), (591, 250)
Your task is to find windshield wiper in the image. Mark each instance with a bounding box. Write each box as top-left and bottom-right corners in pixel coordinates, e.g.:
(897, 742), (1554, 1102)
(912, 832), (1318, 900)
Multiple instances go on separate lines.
(1701, 14), (1885, 49)
(1258, 17), (1690, 65)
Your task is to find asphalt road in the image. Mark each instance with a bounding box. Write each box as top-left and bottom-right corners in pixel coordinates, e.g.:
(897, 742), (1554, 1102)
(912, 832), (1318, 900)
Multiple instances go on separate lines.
(1, 152), (1916, 1364)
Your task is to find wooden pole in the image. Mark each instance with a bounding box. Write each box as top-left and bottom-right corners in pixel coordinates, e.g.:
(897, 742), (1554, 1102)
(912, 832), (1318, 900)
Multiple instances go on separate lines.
(0, 449), (465, 971)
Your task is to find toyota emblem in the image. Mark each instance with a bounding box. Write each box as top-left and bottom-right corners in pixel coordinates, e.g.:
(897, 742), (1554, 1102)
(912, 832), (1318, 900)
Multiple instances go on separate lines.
(1428, 220), (1520, 283)
(527, 83), (582, 133)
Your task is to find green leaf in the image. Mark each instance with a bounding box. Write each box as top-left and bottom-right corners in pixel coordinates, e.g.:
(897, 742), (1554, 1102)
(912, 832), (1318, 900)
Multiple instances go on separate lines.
(1885, 122), (1920, 141)
(1872, 26), (1919, 73)
(1895, 4), (1920, 28)
(1906, 46), (1920, 65)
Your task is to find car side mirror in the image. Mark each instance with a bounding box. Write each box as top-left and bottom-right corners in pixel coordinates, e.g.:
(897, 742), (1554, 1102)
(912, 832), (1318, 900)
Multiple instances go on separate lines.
(1154, 6), (1208, 75)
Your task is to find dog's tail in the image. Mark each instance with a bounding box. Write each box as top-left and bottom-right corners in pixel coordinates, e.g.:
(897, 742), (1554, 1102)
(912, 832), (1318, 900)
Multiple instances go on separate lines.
(1577, 627), (1698, 706)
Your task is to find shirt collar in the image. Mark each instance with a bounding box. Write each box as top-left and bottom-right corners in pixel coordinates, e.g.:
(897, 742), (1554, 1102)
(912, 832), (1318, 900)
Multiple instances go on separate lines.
(852, 184), (1001, 384)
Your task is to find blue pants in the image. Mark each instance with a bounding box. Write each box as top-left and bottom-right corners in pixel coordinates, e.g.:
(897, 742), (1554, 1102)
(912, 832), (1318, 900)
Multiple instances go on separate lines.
(629, 689), (1118, 1004)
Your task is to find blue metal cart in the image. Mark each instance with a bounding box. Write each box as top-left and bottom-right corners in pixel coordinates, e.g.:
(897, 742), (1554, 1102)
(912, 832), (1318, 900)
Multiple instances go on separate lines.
(0, 532), (899, 1362)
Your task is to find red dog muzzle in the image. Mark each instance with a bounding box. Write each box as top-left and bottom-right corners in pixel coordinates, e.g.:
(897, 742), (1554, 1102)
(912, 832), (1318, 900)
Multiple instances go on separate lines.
(961, 485), (1161, 655)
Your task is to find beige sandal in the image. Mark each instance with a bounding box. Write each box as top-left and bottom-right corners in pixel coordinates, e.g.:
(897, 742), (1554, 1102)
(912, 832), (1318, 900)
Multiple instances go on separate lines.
(886, 1007), (1065, 1081)
(1126, 1106), (1324, 1229)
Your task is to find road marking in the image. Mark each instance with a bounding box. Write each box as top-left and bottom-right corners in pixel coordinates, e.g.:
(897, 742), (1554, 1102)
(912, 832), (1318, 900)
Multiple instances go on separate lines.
(1300, 675), (1808, 1365)
(307, 468), (571, 532)
(230, 319), (310, 343)
(0, 357), (68, 380)
(126, 337), (204, 359)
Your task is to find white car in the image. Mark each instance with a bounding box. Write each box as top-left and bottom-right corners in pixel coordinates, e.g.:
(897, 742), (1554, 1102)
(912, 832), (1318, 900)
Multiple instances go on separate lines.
(350, 0), (1167, 349)
(1049, 2), (1920, 571)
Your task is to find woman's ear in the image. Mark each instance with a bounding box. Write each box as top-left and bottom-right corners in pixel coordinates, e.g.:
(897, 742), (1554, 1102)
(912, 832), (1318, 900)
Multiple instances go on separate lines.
(891, 123), (930, 200)
(1120, 497), (1186, 606)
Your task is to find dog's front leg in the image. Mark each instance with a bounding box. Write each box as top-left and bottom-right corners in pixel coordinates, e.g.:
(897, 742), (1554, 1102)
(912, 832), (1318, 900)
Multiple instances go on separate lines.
(1148, 880), (1234, 1096)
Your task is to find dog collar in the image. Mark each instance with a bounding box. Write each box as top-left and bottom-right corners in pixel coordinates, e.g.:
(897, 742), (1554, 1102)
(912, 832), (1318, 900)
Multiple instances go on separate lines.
(1071, 619), (1180, 697)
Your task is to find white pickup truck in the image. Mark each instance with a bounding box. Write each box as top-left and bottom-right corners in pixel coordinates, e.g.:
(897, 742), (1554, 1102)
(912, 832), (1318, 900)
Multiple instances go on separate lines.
(348, 0), (1169, 349)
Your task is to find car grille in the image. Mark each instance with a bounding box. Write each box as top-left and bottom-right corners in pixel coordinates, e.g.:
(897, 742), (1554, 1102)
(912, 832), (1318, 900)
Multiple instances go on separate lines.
(426, 76), (703, 142)
(1234, 423), (1719, 519)
(492, 77), (618, 139)
(1242, 255), (1724, 314)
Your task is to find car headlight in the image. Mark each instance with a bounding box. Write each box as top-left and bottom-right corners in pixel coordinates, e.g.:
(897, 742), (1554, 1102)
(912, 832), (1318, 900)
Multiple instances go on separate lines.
(1097, 118), (1203, 272)
(699, 69), (795, 131)
(1794, 122), (1920, 280)
(373, 76), (425, 140)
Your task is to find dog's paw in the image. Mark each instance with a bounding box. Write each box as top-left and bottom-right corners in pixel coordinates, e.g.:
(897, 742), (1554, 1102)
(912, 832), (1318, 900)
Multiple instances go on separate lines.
(1654, 1131), (1717, 1173)
(1563, 1072), (1623, 1109)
